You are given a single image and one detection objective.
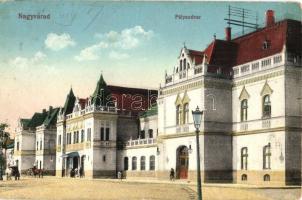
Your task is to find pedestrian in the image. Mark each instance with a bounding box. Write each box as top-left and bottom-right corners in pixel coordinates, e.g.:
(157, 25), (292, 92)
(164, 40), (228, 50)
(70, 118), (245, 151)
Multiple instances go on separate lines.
(15, 168), (20, 180)
(79, 167), (83, 178)
(170, 168), (175, 181)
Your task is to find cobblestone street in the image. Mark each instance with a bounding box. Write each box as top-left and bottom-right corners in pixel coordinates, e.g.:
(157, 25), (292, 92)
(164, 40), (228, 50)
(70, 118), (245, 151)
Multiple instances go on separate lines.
(0, 177), (300, 200)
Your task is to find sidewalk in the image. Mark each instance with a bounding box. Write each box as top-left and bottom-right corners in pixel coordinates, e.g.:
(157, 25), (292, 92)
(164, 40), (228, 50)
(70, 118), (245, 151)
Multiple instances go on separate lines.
(12, 175), (302, 189)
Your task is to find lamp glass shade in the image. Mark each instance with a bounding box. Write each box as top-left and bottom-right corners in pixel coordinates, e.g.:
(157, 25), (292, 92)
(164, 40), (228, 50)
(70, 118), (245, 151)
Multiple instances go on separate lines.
(192, 106), (203, 129)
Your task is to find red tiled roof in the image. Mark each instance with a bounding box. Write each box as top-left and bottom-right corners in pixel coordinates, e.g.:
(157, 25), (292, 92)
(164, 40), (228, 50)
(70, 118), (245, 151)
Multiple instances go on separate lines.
(108, 85), (157, 115)
(194, 19), (301, 72)
(187, 49), (203, 65)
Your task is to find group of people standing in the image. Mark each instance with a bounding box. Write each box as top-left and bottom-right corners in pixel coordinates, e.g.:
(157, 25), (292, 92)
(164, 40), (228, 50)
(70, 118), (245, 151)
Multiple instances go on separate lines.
(70, 167), (84, 178)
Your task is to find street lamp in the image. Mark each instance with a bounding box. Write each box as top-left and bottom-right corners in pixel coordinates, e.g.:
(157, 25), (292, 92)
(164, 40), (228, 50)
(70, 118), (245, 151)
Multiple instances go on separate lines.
(192, 106), (203, 200)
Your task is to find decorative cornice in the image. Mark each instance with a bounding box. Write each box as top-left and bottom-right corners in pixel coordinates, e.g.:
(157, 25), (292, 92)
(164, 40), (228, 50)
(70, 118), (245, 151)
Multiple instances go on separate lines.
(160, 78), (232, 97)
(233, 127), (302, 136)
(125, 144), (157, 150)
(233, 70), (284, 87)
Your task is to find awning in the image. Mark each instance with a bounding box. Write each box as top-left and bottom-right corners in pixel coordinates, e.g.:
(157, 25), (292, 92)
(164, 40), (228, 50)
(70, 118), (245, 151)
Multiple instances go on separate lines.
(61, 152), (79, 158)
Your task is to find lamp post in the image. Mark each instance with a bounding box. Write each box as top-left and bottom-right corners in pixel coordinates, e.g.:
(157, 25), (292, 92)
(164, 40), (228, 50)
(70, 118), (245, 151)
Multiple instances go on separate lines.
(192, 106), (203, 200)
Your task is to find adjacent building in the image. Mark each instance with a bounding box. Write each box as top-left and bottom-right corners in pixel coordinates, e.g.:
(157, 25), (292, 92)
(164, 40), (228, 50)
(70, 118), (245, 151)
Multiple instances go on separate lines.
(14, 107), (59, 174)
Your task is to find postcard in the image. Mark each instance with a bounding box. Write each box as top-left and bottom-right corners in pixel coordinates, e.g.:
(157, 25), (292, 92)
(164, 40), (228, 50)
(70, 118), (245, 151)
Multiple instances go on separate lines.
(0, 1), (301, 200)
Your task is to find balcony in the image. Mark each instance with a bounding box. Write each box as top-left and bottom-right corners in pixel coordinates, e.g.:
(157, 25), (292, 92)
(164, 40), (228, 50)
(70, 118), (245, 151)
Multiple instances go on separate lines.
(233, 53), (284, 78)
(66, 105), (117, 120)
(66, 142), (91, 151)
(233, 116), (285, 133)
(126, 138), (156, 147)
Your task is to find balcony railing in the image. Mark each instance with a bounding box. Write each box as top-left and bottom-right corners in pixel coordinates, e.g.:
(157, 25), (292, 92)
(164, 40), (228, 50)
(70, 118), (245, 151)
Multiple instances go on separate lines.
(233, 53), (284, 78)
(233, 116), (286, 132)
(66, 105), (117, 120)
(126, 138), (156, 147)
(66, 142), (91, 151)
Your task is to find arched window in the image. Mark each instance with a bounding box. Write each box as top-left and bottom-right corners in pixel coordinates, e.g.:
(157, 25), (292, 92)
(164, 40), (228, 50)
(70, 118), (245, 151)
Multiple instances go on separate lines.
(241, 99), (248, 121)
(241, 147), (248, 170)
(180, 60), (183, 71)
(81, 130), (84, 142)
(176, 105), (181, 125)
(140, 156), (146, 171)
(263, 95), (271, 118)
(183, 103), (189, 124)
(124, 157), (128, 171)
(263, 143), (271, 169)
(241, 174), (247, 181)
(183, 59), (186, 70)
(264, 174), (270, 181)
(149, 155), (155, 171)
(132, 157), (137, 170)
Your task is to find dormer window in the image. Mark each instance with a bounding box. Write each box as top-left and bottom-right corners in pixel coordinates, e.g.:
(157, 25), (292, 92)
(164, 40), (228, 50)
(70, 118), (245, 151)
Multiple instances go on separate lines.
(262, 40), (270, 50)
(183, 59), (186, 70)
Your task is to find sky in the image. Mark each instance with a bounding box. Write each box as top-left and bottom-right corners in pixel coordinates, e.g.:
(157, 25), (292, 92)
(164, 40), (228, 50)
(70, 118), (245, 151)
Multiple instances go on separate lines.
(0, 0), (301, 132)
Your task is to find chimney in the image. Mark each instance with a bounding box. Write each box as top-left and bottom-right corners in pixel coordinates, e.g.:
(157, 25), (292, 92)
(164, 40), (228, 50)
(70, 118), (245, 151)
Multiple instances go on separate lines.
(225, 27), (231, 41)
(42, 109), (46, 113)
(266, 10), (275, 27)
(49, 106), (53, 112)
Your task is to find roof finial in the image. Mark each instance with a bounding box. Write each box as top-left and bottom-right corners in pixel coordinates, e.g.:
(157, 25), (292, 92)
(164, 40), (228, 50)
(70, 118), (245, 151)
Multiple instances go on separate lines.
(213, 33), (216, 40)
(183, 42), (186, 48)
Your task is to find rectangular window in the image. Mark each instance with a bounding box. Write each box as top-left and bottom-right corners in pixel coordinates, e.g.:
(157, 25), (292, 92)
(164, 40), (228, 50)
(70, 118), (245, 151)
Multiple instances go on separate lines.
(77, 131), (79, 143)
(140, 130), (145, 139)
(100, 127), (105, 141)
(148, 129), (153, 138)
(40, 141), (42, 150)
(16, 142), (19, 151)
(81, 130), (84, 143)
(68, 133), (70, 144)
(87, 128), (91, 141)
(58, 135), (61, 145)
(73, 132), (76, 144)
(105, 128), (110, 141)
(36, 141), (39, 150)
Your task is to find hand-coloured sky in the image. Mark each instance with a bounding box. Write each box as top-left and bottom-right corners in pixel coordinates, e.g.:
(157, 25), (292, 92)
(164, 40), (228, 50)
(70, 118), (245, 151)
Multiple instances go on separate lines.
(0, 1), (300, 132)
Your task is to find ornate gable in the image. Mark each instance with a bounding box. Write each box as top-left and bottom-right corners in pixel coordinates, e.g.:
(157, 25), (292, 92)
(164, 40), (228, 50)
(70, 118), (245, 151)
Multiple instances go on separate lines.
(182, 90), (190, 104)
(239, 86), (250, 100)
(260, 81), (273, 96)
(175, 93), (182, 105)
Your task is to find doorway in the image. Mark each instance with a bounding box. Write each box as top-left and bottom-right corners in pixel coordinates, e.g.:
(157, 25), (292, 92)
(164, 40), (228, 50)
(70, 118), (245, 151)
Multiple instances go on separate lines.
(176, 146), (189, 179)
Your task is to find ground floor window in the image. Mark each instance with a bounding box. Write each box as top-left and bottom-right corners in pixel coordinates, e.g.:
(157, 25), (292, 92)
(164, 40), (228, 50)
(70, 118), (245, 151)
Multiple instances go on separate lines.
(140, 156), (146, 171)
(132, 157), (137, 170)
(149, 155), (155, 171)
(241, 174), (247, 181)
(264, 174), (270, 181)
